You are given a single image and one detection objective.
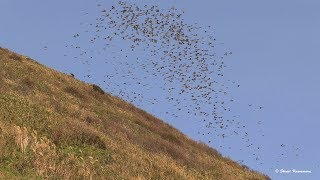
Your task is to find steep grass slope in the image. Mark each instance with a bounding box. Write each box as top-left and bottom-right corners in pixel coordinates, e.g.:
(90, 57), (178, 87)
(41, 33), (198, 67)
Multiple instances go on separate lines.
(0, 47), (269, 179)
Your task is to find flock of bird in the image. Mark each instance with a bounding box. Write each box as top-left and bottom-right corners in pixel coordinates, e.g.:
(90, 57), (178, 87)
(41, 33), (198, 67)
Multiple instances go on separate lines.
(60, 0), (301, 168)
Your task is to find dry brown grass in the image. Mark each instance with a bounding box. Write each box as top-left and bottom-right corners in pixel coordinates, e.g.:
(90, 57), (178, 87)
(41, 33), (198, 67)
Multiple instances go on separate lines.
(0, 122), (100, 179)
(0, 47), (269, 179)
(13, 126), (29, 154)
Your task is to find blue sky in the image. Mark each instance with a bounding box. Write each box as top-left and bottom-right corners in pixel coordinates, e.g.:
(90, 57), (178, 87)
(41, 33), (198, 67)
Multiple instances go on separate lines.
(1, 0), (320, 179)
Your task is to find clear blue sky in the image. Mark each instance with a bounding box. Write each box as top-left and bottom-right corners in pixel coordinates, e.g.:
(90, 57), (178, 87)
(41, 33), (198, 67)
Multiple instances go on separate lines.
(1, 0), (320, 179)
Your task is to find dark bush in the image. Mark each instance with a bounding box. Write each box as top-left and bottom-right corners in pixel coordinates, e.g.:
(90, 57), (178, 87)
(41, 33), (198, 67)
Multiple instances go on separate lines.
(18, 78), (35, 95)
(21, 78), (35, 88)
(64, 86), (85, 99)
(52, 121), (107, 149)
(84, 116), (101, 125)
(9, 53), (23, 61)
(92, 84), (105, 94)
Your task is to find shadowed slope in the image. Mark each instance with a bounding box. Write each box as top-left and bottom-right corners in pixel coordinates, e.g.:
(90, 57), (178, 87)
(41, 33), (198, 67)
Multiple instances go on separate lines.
(0, 47), (269, 179)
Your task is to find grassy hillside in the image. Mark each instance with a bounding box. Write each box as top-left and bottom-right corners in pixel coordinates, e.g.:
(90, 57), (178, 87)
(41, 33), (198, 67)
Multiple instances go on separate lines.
(0, 47), (269, 179)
